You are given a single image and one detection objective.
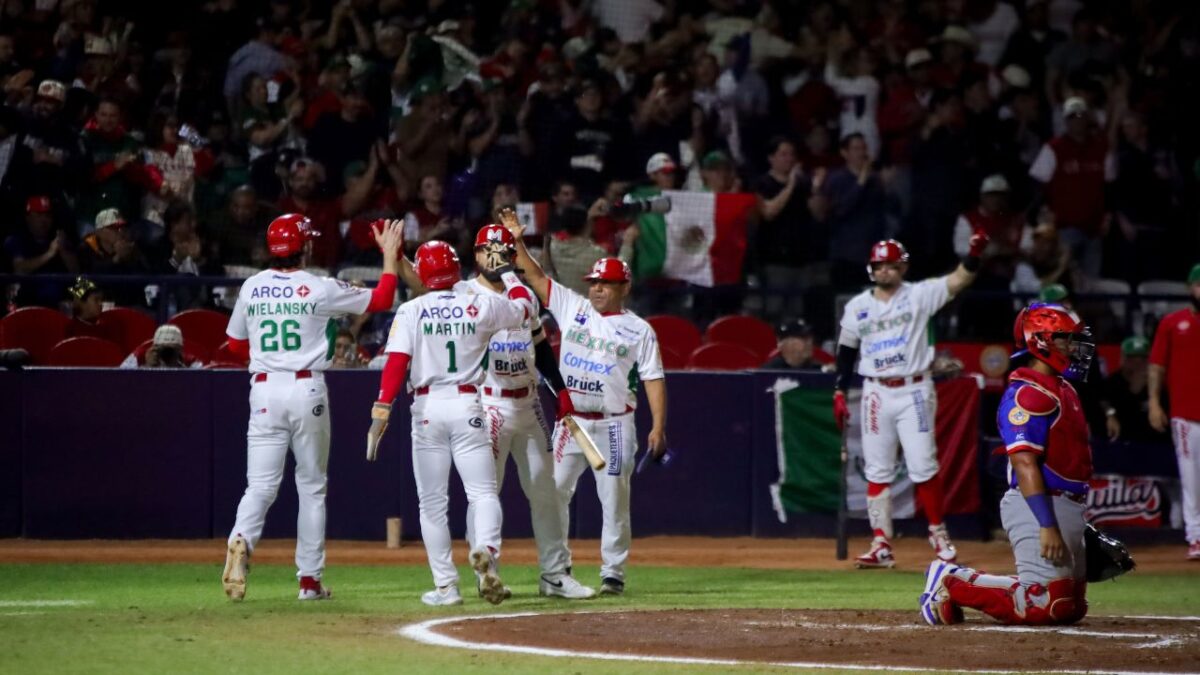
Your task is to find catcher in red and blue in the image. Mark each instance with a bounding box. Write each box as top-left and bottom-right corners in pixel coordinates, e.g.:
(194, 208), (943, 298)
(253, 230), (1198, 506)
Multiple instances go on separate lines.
(920, 303), (1096, 625)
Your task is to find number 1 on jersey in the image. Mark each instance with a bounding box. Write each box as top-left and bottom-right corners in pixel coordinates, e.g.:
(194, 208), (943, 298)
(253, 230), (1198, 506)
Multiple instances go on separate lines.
(445, 340), (457, 373)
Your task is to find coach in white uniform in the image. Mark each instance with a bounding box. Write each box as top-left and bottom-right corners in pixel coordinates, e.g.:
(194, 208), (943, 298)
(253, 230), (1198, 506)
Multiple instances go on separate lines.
(368, 239), (540, 607)
(221, 216), (404, 601)
(501, 209), (668, 596)
(833, 234), (986, 569)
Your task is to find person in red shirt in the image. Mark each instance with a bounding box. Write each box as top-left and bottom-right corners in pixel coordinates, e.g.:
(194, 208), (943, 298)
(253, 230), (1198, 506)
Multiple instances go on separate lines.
(276, 159), (344, 269)
(1148, 263), (1200, 560)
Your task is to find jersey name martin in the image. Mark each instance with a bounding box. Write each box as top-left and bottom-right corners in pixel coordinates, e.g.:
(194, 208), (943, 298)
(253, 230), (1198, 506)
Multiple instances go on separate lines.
(564, 326), (632, 358)
(422, 321), (477, 336)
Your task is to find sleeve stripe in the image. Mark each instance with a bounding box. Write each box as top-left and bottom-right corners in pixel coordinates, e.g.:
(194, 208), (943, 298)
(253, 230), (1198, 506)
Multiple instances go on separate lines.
(1006, 442), (1045, 455)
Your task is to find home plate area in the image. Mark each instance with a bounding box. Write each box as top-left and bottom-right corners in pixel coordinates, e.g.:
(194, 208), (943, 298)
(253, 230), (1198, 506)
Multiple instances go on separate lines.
(416, 609), (1200, 673)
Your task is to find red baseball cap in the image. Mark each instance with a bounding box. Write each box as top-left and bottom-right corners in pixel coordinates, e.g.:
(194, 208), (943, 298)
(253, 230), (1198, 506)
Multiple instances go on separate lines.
(582, 257), (631, 283)
(26, 196), (52, 214)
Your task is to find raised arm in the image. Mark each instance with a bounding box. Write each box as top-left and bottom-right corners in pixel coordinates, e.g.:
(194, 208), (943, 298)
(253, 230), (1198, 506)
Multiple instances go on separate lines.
(944, 229), (989, 297)
(497, 206), (550, 305)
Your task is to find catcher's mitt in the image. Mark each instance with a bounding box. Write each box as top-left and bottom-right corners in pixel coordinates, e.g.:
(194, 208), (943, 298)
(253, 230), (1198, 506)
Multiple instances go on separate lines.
(1084, 524), (1136, 582)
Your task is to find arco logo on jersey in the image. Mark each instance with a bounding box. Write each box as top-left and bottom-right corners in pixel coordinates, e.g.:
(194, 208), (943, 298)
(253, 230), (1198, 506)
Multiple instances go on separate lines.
(251, 285), (299, 299)
(297, 285), (310, 298)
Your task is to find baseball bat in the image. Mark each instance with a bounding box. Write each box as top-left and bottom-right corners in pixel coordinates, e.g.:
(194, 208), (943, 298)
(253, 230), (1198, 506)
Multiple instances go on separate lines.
(563, 415), (607, 471)
(835, 423), (849, 561)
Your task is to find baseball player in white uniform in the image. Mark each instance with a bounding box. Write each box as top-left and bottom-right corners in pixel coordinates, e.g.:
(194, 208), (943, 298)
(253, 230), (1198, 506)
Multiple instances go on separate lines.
(500, 209), (668, 596)
(833, 234), (986, 569)
(394, 224), (597, 600)
(367, 239), (539, 607)
(221, 215), (404, 601)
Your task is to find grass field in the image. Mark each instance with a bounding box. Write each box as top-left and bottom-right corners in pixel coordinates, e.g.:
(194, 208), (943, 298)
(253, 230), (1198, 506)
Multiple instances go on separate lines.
(3, 557), (1199, 675)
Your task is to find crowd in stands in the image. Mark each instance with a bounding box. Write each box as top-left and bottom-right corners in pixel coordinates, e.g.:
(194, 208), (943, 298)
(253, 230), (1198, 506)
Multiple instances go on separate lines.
(0, 0), (1197, 356)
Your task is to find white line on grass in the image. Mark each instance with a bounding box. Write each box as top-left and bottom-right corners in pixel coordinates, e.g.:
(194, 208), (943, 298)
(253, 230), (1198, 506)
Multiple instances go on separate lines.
(0, 600), (93, 608)
(398, 612), (1199, 675)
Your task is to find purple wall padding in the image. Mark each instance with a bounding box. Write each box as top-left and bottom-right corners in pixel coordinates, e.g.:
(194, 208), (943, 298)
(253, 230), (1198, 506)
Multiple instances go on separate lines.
(0, 372), (22, 536)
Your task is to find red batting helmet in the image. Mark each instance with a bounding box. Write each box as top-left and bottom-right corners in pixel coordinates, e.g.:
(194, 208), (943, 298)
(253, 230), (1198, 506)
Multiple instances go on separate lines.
(1013, 303), (1095, 381)
(582, 257), (631, 283)
(266, 214), (319, 257)
(414, 241), (461, 290)
(474, 223), (515, 250)
(866, 239), (909, 282)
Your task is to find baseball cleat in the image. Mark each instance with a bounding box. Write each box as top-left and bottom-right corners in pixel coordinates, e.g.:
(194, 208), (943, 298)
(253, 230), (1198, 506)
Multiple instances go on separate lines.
(540, 574), (597, 599)
(222, 535), (249, 601)
(470, 548), (507, 606)
(928, 524), (958, 563)
(855, 536), (896, 569)
(475, 571), (512, 602)
(919, 560), (963, 626)
(421, 585), (463, 607)
(297, 576), (332, 600)
(599, 577), (625, 596)
(1188, 541), (1200, 561)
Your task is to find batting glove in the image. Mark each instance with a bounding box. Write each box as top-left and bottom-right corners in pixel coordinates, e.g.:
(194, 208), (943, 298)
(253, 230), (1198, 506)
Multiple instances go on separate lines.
(366, 401), (391, 462)
(555, 389), (576, 421)
(967, 228), (990, 258)
(832, 390), (851, 431)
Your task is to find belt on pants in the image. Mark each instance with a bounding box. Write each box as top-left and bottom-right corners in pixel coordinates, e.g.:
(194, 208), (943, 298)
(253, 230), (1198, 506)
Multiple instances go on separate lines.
(1049, 489), (1087, 504)
(868, 373), (927, 388)
(571, 406), (634, 420)
(482, 386), (531, 399)
(253, 370), (312, 383)
(414, 384), (478, 397)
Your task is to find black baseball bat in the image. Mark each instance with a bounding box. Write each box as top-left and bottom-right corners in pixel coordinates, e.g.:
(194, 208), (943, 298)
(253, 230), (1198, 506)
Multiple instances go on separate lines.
(835, 422), (849, 561)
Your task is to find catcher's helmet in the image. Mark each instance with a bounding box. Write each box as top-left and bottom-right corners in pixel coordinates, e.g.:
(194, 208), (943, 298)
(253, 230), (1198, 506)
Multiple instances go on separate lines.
(582, 257), (631, 283)
(266, 213), (319, 257)
(474, 223), (515, 250)
(866, 239), (909, 282)
(1013, 303), (1095, 381)
(414, 241), (461, 290)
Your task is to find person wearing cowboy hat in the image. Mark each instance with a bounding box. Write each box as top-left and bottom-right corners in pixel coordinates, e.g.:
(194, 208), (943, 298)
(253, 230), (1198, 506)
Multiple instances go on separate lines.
(929, 25), (989, 90)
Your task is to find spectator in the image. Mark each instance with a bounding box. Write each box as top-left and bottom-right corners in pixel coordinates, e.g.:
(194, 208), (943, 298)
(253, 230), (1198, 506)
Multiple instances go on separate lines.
(953, 175), (1024, 280)
(717, 35), (769, 168)
(1147, 264), (1200, 560)
(518, 62), (575, 200)
(967, 0), (1020, 67)
(547, 179), (580, 233)
(120, 324), (194, 369)
(563, 78), (625, 201)
(402, 173), (459, 256)
(645, 153), (676, 192)
(276, 160), (342, 269)
(591, 0), (665, 45)
(1028, 96), (1114, 279)
(307, 82), (376, 193)
(142, 111), (207, 227)
(754, 136), (819, 319)
(223, 18), (291, 115)
(79, 99), (146, 226)
(1044, 8), (1118, 109)
(700, 150), (738, 193)
(543, 203), (607, 298)
(810, 133), (887, 289)
(22, 79), (84, 200)
(0, 104), (33, 222)
(762, 318), (823, 370)
(999, 0), (1066, 93)
(825, 35), (881, 160)
(154, 201), (220, 311)
(1112, 112), (1173, 284)
(908, 88), (975, 274)
(1098, 336), (1167, 444)
(237, 73), (304, 197)
(78, 209), (151, 305)
(330, 328), (367, 369)
(5, 196), (79, 306)
(64, 276), (116, 342)
(213, 185), (275, 268)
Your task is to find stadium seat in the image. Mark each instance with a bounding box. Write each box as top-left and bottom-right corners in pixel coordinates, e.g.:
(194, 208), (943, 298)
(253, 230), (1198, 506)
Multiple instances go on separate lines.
(647, 315), (701, 358)
(212, 340), (249, 367)
(687, 343), (761, 370)
(168, 309), (230, 353)
(130, 339), (210, 366)
(0, 306), (69, 364)
(704, 315), (777, 360)
(660, 346), (687, 370)
(96, 308), (157, 354)
(47, 336), (125, 367)
(337, 266), (383, 283)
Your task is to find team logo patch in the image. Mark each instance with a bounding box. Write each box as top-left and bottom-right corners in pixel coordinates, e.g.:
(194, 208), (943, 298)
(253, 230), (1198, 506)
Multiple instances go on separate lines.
(466, 304), (478, 318)
(469, 417), (483, 428)
(1008, 407), (1029, 425)
(312, 404), (325, 417)
(297, 285), (310, 298)
(856, 310), (868, 320)
(574, 310), (587, 325)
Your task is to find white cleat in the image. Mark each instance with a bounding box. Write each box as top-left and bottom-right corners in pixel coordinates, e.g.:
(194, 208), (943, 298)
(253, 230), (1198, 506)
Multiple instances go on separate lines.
(222, 535), (249, 601)
(539, 574), (597, 599)
(470, 548), (507, 606)
(929, 524), (958, 563)
(855, 536), (896, 569)
(298, 576), (332, 600)
(421, 585), (463, 607)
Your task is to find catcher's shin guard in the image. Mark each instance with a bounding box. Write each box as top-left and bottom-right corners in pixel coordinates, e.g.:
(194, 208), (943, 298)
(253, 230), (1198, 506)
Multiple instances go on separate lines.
(944, 568), (1086, 625)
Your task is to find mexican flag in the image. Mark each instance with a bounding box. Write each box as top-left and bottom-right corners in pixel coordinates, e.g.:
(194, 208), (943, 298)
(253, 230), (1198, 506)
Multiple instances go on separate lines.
(632, 190), (757, 287)
(514, 202), (550, 235)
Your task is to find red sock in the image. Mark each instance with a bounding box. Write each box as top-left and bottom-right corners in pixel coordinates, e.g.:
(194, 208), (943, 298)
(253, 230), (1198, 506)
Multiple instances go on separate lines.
(915, 477), (945, 526)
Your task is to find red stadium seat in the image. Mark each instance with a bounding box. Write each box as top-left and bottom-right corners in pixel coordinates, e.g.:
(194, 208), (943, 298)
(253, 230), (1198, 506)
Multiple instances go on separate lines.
(130, 338), (211, 366)
(46, 337), (125, 367)
(212, 340), (249, 367)
(813, 347), (834, 365)
(0, 307), (69, 364)
(97, 307), (157, 354)
(704, 315), (777, 360)
(687, 343), (761, 370)
(659, 346), (687, 370)
(167, 309), (230, 353)
(647, 315), (701, 358)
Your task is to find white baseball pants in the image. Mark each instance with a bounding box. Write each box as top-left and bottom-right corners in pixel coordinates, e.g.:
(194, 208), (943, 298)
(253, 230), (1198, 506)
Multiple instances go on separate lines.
(1172, 417), (1200, 543)
(553, 412), (637, 582)
(411, 388), (502, 588)
(228, 372), (330, 580)
(466, 396), (568, 577)
(860, 378), (939, 484)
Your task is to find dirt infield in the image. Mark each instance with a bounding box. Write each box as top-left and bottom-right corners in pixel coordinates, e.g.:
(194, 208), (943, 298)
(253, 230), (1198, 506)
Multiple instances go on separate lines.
(423, 609), (1200, 673)
(0, 536), (1196, 573)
